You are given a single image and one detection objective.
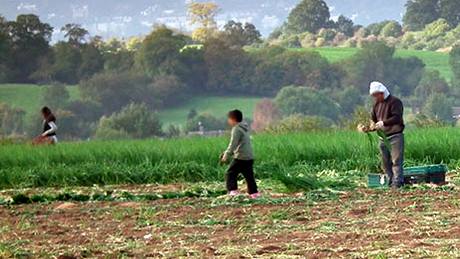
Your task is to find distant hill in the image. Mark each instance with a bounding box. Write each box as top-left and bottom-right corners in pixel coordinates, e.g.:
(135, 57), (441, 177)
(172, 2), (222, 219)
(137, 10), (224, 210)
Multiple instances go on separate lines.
(0, 0), (406, 39)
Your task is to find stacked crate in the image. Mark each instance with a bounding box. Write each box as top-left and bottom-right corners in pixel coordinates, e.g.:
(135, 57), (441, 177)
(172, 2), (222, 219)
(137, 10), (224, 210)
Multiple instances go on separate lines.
(368, 164), (447, 188)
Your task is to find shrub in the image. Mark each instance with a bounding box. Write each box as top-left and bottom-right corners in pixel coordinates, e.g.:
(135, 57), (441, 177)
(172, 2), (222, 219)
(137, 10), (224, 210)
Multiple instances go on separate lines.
(414, 70), (450, 102)
(300, 32), (316, 48)
(165, 124), (182, 138)
(185, 113), (226, 132)
(266, 114), (333, 134)
(412, 114), (449, 128)
(422, 93), (453, 122)
(149, 74), (186, 107)
(251, 99), (281, 132)
(380, 21), (403, 38)
(79, 71), (151, 114)
(335, 86), (363, 115)
(0, 103), (25, 136)
(94, 103), (162, 139)
(275, 86), (340, 120)
(423, 19), (450, 41)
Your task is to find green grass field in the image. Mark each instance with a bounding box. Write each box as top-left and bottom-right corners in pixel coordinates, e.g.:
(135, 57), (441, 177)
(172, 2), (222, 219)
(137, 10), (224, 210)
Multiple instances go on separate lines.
(0, 128), (459, 189)
(0, 84), (79, 115)
(158, 96), (263, 126)
(303, 47), (453, 81)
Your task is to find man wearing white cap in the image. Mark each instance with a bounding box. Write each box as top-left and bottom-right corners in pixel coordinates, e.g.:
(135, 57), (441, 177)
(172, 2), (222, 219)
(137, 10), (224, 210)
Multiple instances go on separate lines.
(369, 81), (405, 189)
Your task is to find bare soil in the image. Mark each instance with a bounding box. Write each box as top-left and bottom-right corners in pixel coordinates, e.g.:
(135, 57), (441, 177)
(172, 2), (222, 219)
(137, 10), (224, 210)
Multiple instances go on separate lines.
(1, 188), (460, 258)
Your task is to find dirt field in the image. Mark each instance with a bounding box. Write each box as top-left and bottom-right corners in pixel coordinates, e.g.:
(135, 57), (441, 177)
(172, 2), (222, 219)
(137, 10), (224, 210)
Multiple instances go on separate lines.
(1, 185), (460, 258)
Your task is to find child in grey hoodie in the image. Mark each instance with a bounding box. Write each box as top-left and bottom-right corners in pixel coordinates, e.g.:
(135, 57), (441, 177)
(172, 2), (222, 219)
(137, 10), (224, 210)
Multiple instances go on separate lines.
(221, 110), (260, 198)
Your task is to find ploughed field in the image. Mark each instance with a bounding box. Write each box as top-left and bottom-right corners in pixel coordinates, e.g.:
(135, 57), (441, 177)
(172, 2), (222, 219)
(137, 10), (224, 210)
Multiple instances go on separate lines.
(1, 128), (460, 257)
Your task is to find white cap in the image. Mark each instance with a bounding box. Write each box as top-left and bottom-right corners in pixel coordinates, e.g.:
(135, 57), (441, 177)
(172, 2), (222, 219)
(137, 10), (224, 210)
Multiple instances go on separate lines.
(369, 81), (390, 99)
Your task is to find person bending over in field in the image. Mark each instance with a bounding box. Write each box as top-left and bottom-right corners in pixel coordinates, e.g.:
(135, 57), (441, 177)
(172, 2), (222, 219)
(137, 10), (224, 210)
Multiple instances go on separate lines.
(221, 110), (260, 198)
(359, 82), (405, 189)
(35, 106), (58, 144)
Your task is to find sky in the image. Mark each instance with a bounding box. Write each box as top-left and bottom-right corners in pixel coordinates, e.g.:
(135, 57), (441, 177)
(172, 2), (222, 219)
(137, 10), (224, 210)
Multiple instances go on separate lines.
(0, 0), (407, 40)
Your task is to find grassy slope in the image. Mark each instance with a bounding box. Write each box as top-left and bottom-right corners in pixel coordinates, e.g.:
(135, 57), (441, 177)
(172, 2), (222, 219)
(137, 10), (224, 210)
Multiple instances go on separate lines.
(0, 84), (261, 126)
(0, 84), (79, 115)
(306, 47), (452, 80)
(158, 96), (262, 126)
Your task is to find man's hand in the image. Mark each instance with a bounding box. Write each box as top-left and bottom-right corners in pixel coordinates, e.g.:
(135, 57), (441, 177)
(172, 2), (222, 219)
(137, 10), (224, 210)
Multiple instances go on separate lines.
(220, 153), (228, 164)
(375, 121), (385, 129)
(357, 124), (368, 133)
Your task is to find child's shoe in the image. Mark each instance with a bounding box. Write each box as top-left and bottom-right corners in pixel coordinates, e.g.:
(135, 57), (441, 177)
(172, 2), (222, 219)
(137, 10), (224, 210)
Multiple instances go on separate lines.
(249, 192), (261, 199)
(229, 190), (240, 196)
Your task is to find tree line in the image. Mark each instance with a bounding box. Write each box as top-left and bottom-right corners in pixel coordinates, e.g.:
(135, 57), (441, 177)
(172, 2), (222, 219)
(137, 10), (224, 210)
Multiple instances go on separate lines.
(271, 0), (460, 51)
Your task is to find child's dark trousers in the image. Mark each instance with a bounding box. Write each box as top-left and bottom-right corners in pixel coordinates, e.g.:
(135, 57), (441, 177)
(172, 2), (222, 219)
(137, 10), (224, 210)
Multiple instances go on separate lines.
(226, 159), (258, 194)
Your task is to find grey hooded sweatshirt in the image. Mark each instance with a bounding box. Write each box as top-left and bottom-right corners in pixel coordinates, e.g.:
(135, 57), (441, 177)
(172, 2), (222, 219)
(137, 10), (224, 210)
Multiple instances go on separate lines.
(224, 122), (254, 160)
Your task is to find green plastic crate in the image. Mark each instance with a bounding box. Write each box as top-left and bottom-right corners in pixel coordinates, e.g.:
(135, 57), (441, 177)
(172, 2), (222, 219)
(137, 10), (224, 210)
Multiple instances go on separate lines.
(404, 164), (447, 185)
(368, 174), (389, 188)
(368, 164), (447, 188)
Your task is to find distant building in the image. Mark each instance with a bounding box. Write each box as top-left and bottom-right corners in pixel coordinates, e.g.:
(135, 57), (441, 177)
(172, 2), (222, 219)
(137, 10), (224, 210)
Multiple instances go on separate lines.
(452, 107), (460, 119)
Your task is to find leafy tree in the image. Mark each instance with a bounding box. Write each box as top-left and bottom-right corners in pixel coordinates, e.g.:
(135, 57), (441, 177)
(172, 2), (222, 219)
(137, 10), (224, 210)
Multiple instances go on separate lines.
(341, 41), (394, 92)
(403, 0), (440, 31)
(250, 46), (287, 94)
(341, 41), (424, 96)
(335, 86), (363, 115)
(149, 74), (186, 107)
(49, 42), (81, 84)
(335, 15), (354, 37)
(414, 70), (450, 101)
(380, 21), (403, 37)
(388, 57), (425, 96)
(135, 26), (187, 77)
(61, 24), (89, 46)
(42, 84), (70, 109)
(422, 93), (453, 122)
(204, 37), (253, 93)
(366, 22), (387, 36)
(6, 14), (53, 82)
(278, 50), (338, 89)
(439, 0), (460, 27)
(95, 103), (162, 139)
(187, 108), (198, 120)
(286, 0), (331, 34)
(102, 40), (135, 72)
(250, 47), (340, 94)
(450, 45), (460, 87)
(422, 18), (450, 41)
(0, 16), (11, 82)
(222, 20), (262, 47)
(66, 99), (103, 124)
(275, 86), (340, 120)
(78, 43), (104, 80)
(187, 1), (219, 42)
(177, 46), (208, 92)
(79, 72), (151, 114)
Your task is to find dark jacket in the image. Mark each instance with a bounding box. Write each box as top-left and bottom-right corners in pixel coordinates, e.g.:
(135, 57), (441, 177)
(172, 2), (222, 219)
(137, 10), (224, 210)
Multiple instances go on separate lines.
(42, 114), (57, 136)
(371, 95), (404, 136)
